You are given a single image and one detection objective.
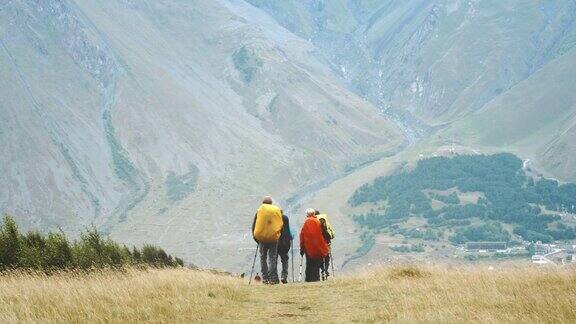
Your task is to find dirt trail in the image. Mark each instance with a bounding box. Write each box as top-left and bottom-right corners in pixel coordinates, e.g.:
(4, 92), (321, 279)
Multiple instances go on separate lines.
(227, 279), (357, 321)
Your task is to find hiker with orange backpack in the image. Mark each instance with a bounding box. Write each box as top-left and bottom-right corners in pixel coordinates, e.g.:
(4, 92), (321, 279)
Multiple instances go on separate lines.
(299, 208), (329, 282)
(252, 196), (283, 285)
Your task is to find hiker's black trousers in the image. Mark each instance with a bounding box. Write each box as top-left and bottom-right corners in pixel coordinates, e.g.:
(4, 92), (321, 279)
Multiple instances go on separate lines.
(322, 252), (330, 276)
(305, 255), (322, 282)
(278, 252), (289, 281)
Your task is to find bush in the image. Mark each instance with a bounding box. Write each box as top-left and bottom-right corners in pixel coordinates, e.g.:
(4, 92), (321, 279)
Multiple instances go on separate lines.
(142, 245), (175, 267)
(45, 232), (73, 268)
(19, 231), (46, 268)
(72, 228), (132, 269)
(0, 215), (21, 269)
(0, 215), (184, 271)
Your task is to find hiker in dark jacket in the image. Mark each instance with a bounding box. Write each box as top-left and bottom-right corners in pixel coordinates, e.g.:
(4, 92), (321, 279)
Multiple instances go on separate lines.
(277, 212), (293, 284)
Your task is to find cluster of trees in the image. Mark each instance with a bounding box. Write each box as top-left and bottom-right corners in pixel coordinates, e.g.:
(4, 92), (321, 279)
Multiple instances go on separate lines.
(387, 226), (441, 241)
(350, 153), (576, 244)
(390, 243), (425, 253)
(449, 223), (511, 244)
(0, 215), (184, 271)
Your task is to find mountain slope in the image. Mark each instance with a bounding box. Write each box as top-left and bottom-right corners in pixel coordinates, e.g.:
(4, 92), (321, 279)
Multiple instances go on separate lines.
(248, 0), (576, 122)
(0, 0), (402, 269)
(247, 0), (576, 176)
(441, 48), (576, 180)
(0, 0), (121, 231)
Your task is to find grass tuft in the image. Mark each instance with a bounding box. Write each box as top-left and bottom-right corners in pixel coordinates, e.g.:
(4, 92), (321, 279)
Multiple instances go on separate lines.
(388, 265), (430, 279)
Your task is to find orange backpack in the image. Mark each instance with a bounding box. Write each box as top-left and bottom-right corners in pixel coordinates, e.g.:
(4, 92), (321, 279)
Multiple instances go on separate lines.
(300, 217), (329, 260)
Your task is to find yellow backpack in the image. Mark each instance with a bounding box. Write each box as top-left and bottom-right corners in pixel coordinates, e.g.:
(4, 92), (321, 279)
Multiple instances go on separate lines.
(253, 204), (283, 243)
(317, 214), (335, 239)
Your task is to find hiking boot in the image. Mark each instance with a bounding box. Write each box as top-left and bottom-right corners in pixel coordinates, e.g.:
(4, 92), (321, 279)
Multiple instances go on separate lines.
(281, 278), (288, 284)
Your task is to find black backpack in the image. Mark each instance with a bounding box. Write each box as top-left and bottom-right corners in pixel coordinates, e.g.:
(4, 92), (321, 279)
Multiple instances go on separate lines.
(278, 214), (292, 253)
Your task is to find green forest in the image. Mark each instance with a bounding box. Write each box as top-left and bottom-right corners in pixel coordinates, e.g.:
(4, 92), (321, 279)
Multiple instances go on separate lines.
(0, 215), (184, 271)
(350, 153), (576, 244)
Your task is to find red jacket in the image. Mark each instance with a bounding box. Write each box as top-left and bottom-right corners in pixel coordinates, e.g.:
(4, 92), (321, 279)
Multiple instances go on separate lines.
(300, 216), (329, 260)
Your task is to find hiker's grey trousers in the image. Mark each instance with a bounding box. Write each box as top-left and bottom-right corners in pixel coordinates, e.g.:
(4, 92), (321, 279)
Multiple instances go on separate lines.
(259, 242), (279, 283)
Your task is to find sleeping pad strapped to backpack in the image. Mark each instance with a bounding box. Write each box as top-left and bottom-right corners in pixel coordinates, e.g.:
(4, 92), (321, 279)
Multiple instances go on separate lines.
(253, 204), (283, 243)
(300, 217), (329, 260)
(316, 214), (335, 240)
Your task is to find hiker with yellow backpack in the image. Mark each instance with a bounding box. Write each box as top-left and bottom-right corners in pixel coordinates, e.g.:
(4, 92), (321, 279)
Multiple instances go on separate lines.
(315, 210), (335, 280)
(251, 196), (283, 285)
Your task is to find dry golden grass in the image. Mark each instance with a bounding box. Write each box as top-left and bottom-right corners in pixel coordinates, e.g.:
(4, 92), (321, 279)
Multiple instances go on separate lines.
(1, 265), (575, 323)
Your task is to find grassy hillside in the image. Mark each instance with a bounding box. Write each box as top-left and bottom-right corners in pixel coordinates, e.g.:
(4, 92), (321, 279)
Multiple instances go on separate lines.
(1, 266), (575, 322)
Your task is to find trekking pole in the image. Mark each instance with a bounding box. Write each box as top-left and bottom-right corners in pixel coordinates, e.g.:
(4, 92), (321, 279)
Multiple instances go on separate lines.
(321, 257), (326, 281)
(249, 243), (259, 285)
(330, 248), (335, 278)
(291, 240), (295, 283)
(298, 253), (303, 282)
